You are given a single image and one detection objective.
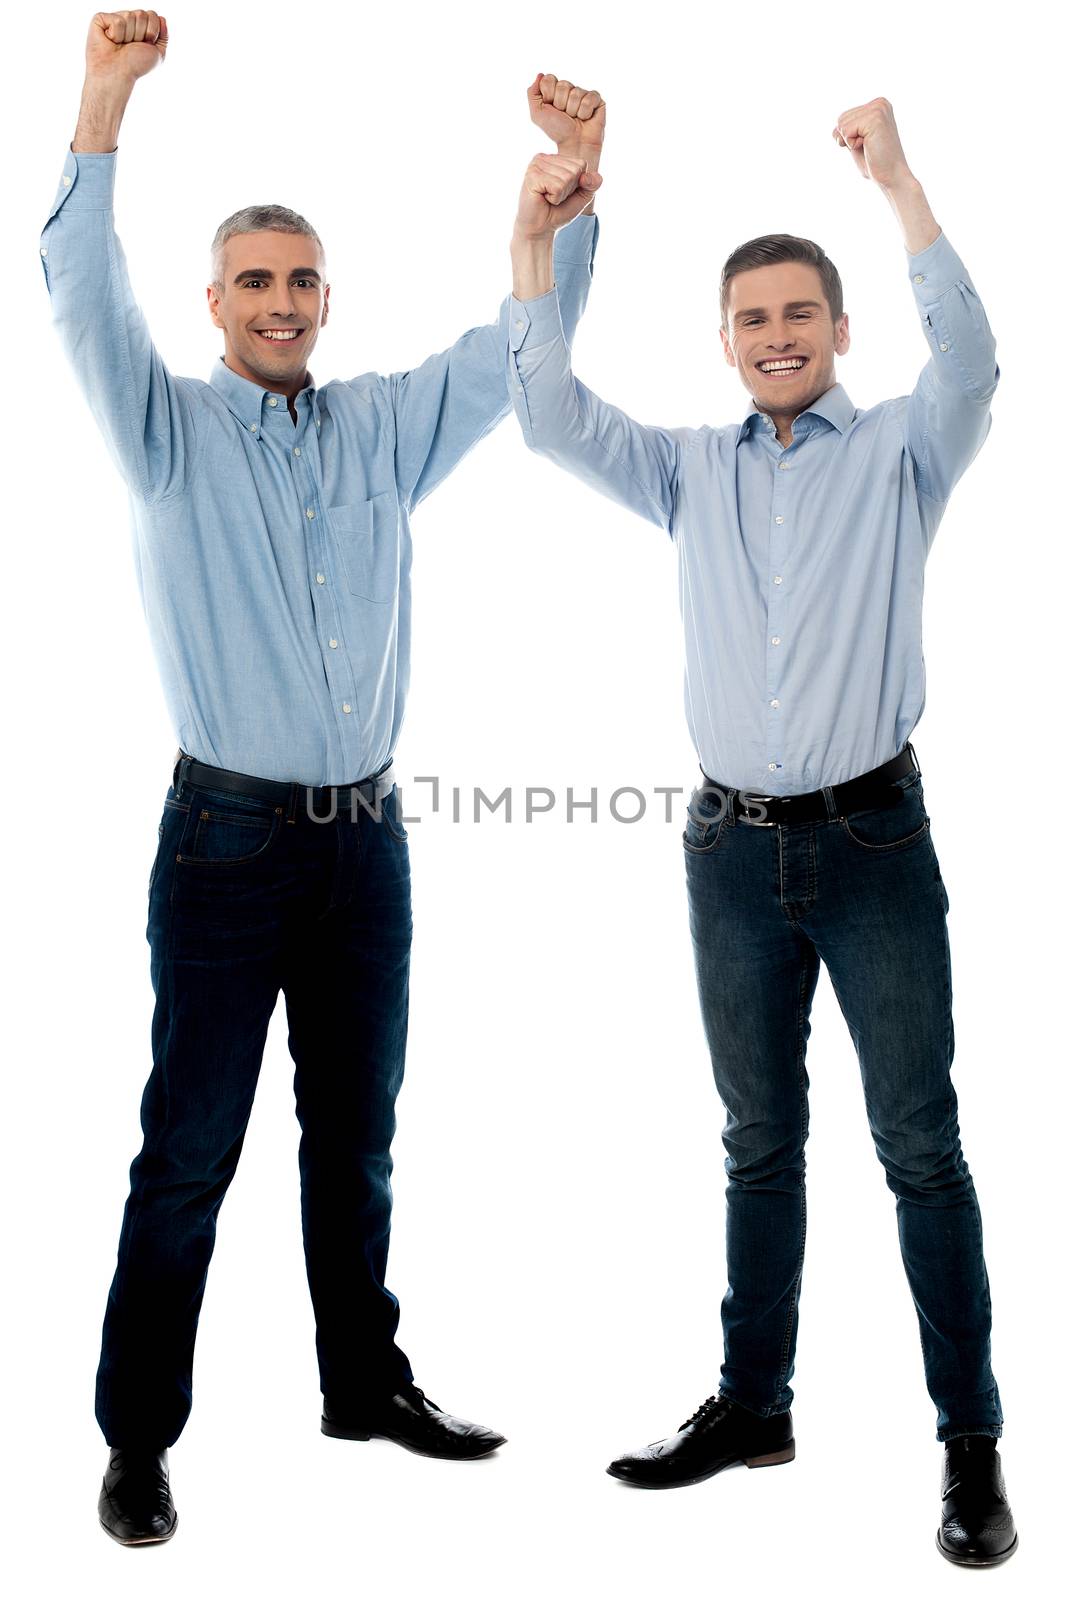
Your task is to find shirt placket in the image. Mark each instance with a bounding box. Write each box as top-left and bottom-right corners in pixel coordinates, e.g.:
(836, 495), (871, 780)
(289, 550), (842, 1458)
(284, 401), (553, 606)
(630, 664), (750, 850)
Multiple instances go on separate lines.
(764, 427), (796, 784)
(281, 399), (362, 743)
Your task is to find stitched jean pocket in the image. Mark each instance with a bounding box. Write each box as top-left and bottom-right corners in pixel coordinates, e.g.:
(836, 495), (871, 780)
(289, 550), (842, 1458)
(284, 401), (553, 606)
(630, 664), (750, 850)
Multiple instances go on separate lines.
(682, 786), (731, 855)
(177, 791), (283, 867)
(841, 776), (930, 853)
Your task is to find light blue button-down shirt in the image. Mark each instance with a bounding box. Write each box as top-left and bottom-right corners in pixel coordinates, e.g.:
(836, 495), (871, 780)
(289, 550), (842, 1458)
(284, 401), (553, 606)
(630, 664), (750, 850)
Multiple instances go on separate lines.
(507, 228), (999, 793)
(40, 149), (599, 785)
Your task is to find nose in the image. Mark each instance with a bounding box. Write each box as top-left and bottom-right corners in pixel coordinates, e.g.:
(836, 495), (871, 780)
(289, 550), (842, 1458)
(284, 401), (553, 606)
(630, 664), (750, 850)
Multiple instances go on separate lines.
(267, 285), (297, 319)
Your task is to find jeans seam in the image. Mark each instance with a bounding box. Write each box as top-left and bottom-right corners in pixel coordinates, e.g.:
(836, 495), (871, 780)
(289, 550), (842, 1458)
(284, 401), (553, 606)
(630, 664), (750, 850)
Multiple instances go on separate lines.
(775, 943), (812, 1406)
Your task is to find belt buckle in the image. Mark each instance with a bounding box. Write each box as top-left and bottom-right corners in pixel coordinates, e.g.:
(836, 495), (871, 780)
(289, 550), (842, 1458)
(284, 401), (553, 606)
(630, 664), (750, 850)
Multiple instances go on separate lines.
(738, 793), (777, 827)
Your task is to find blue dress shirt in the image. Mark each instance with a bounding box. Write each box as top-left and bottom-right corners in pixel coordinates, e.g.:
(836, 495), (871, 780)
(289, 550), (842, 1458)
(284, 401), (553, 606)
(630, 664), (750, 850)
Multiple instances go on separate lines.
(40, 149), (599, 785)
(507, 228), (999, 793)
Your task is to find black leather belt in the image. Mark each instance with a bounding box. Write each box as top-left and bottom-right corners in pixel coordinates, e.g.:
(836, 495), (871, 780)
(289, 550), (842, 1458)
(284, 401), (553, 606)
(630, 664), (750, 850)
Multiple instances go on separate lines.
(173, 749), (394, 813)
(699, 742), (920, 827)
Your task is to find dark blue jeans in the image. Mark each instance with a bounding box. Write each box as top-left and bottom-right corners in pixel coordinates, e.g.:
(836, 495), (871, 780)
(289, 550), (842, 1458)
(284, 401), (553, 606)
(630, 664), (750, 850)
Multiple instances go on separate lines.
(683, 760), (1003, 1443)
(95, 770), (415, 1449)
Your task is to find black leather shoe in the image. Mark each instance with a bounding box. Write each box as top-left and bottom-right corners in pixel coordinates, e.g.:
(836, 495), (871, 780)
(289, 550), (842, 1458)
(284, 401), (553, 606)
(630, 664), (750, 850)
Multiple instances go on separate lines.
(937, 1435), (1018, 1566)
(98, 1446), (177, 1545)
(321, 1383), (507, 1459)
(606, 1393), (795, 1488)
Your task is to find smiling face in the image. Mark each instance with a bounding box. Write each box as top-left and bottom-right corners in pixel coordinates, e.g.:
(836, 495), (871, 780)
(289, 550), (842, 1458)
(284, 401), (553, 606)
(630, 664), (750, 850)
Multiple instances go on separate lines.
(720, 259), (849, 426)
(206, 230), (330, 397)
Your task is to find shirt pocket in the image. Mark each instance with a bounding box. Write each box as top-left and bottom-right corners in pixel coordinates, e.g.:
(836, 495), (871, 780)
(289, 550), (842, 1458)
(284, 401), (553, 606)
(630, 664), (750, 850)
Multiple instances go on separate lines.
(328, 492), (399, 602)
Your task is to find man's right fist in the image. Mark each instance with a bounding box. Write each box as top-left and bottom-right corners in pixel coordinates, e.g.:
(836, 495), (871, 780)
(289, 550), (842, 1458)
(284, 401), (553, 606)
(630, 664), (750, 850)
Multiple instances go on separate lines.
(85, 10), (168, 84)
(515, 153), (602, 240)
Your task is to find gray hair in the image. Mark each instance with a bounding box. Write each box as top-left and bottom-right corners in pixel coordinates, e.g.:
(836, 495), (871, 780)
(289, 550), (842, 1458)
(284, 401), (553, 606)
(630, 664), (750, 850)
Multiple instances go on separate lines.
(210, 204), (325, 289)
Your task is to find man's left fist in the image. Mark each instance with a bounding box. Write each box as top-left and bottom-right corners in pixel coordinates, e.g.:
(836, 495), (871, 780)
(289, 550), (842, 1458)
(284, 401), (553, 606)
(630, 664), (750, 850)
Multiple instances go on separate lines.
(529, 73), (605, 166)
(832, 98), (912, 188)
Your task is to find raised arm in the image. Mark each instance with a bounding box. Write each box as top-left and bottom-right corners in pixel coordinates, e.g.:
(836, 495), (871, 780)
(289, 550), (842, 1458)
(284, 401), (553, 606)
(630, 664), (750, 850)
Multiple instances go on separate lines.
(507, 152), (679, 533)
(833, 97), (999, 507)
(388, 75), (603, 512)
(40, 10), (196, 502)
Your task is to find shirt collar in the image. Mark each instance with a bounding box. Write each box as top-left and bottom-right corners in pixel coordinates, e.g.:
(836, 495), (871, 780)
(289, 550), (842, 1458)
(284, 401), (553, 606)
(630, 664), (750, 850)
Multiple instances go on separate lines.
(208, 356), (323, 435)
(737, 380), (855, 444)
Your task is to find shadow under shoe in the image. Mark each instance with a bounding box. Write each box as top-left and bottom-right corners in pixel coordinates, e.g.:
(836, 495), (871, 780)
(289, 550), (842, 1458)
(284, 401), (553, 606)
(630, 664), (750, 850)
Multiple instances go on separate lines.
(321, 1383), (507, 1460)
(937, 1436), (1018, 1566)
(607, 1393), (795, 1489)
(98, 1446), (177, 1545)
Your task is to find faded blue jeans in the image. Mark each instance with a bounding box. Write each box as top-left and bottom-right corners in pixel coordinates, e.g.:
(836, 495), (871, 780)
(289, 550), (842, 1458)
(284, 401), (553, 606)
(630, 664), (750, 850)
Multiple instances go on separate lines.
(683, 759), (1003, 1442)
(95, 765), (415, 1449)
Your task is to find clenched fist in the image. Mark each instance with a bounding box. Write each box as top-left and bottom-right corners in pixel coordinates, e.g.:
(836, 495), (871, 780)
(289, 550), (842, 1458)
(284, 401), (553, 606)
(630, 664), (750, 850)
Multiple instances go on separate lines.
(528, 73), (605, 167)
(515, 152), (602, 241)
(832, 98), (912, 188)
(85, 10), (168, 84)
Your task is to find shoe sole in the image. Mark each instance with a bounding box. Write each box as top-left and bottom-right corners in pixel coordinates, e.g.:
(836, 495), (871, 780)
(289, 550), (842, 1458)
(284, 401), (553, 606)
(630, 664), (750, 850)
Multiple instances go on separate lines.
(936, 1529), (1018, 1566)
(98, 1511), (178, 1546)
(321, 1416), (506, 1459)
(606, 1438), (796, 1489)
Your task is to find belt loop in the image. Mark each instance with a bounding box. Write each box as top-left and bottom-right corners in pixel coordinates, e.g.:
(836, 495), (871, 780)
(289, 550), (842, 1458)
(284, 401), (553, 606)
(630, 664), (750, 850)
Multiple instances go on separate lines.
(908, 741), (922, 779)
(174, 749), (188, 800)
(821, 781), (838, 821)
(287, 780), (299, 824)
(726, 785), (737, 823)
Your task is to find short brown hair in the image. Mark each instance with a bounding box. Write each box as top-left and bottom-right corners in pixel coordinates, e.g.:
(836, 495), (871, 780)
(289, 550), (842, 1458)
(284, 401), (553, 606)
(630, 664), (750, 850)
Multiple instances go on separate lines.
(720, 234), (843, 332)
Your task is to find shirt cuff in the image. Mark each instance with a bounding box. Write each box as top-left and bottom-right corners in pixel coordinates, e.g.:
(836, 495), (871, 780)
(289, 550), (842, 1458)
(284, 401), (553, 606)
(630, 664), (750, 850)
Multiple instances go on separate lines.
(508, 287), (563, 353)
(46, 147), (117, 227)
(906, 229), (968, 299)
(553, 211), (600, 265)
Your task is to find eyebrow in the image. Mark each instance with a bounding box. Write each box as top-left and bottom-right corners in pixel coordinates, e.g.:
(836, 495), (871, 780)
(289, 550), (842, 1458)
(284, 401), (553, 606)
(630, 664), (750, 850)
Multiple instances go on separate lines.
(733, 299), (823, 320)
(233, 267), (322, 284)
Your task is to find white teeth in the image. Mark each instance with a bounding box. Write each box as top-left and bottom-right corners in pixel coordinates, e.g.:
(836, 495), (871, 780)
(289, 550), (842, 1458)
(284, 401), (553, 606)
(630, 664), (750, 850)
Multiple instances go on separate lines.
(258, 329), (300, 340)
(759, 358), (806, 372)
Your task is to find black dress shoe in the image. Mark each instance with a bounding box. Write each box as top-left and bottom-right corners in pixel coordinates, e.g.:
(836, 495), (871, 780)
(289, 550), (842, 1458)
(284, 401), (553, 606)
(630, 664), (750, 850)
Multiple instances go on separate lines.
(321, 1383), (507, 1459)
(98, 1446), (177, 1545)
(937, 1435), (1018, 1566)
(607, 1393), (795, 1489)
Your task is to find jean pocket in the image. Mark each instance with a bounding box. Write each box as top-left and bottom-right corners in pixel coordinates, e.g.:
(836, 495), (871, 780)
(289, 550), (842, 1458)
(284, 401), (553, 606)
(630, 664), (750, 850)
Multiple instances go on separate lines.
(682, 787), (730, 855)
(177, 792), (283, 866)
(329, 493), (399, 602)
(378, 783), (408, 843)
(841, 777), (930, 852)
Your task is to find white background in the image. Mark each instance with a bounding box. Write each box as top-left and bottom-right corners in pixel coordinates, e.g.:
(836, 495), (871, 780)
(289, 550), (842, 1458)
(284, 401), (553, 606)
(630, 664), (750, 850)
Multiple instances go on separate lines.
(4, 0), (1057, 1593)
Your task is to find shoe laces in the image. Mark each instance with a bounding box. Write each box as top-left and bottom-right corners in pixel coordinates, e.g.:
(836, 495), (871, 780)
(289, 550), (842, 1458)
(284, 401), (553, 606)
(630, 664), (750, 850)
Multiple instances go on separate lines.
(679, 1394), (722, 1432)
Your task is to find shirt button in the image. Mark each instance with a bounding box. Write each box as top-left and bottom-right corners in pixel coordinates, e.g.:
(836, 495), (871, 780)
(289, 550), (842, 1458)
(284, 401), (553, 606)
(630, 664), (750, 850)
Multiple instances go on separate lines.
(342, 703), (352, 714)
(770, 698), (780, 708)
(778, 460), (790, 469)
(316, 419), (321, 428)
(773, 575), (783, 585)
(315, 572), (326, 584)
(328, 637), (338, 648)
(774, 515), (784, 524)
(939, 342), (949, 352)
(62, 175), (72, 187)
(40, 246), (48, 257)
(914, 274), (925, 283)
(514, 318), (525, 330)
(306, 508), (315, 519)
(768, 762), (778, 772)
(250, 422), (257, 432)
(771, 635), (781, 645)
(294, 446), (301, 457)
(267, 396), (278, 407)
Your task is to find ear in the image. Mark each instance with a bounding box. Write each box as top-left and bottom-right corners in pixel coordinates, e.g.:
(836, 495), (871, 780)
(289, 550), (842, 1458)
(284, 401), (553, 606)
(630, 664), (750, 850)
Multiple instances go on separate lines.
(206, 282), (224, 331)
(835, 311), (850, 356)
(321, 283), (330, 327)
(719, 324), (736, 369)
